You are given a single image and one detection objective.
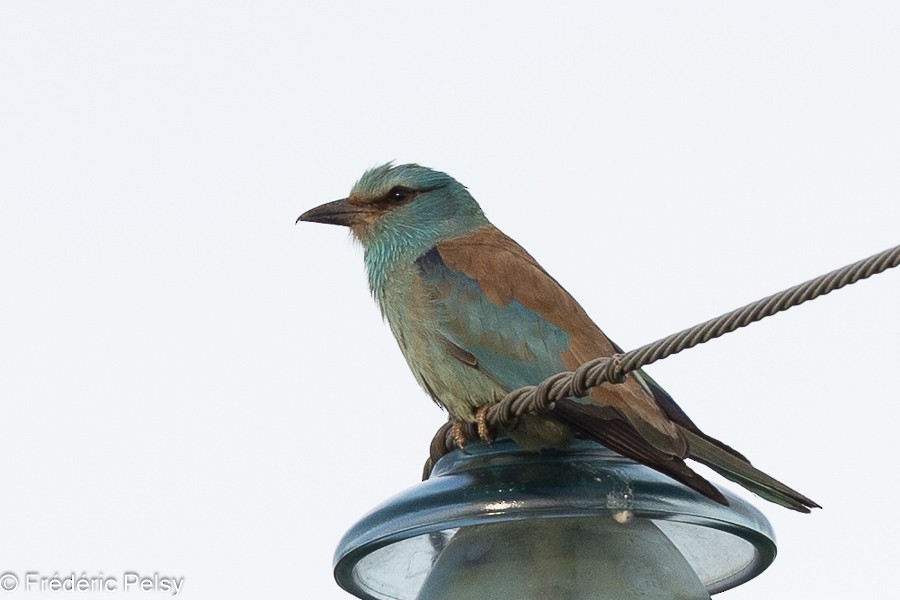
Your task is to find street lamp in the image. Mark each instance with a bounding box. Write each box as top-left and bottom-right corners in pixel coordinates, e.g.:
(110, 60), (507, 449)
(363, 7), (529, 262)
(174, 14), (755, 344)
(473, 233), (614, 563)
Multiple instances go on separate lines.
(334, 439), (775, 599)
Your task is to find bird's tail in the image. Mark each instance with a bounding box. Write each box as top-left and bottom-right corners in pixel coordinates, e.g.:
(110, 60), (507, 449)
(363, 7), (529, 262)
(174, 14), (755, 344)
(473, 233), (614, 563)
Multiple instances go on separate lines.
(552, 399), (730, 505)
(680, 427), (820, 513)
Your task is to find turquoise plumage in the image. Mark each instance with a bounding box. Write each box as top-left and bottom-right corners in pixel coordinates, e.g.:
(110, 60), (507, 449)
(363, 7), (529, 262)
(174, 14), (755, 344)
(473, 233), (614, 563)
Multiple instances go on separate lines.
(299, 163), (818, 512)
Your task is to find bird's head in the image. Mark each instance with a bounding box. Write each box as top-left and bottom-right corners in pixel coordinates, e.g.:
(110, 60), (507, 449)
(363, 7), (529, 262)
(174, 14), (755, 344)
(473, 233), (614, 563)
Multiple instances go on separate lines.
(298, 163), (487, 253)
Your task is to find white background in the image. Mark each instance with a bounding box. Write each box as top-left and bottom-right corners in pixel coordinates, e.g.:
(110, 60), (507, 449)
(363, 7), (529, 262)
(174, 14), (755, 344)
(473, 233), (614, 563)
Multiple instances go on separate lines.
(2, 2), (898, 598)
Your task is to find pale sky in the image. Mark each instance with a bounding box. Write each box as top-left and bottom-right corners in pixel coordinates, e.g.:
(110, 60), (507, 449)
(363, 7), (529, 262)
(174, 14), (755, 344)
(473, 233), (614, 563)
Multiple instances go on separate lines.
(1, 2), (899, 599)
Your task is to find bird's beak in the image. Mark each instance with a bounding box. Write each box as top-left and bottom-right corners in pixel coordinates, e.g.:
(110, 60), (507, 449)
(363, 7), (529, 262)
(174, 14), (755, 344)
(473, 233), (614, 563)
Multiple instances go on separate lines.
(296, 198), (377, 227)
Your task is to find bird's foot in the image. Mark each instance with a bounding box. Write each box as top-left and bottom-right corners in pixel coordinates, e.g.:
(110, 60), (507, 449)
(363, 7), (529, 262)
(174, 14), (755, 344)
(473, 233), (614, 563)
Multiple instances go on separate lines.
(450, 407), (495, 450)
(449, 409), (495, 450)
(451, 419), (469, 450)
(475, 405), (495, 445)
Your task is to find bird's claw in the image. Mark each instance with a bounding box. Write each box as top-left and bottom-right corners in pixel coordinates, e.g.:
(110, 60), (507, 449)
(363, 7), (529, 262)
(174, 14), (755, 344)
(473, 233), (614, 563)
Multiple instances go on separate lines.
(451, 419), (469, 450)
(450, 407), (495, 450)
(476, 405), (495, 445)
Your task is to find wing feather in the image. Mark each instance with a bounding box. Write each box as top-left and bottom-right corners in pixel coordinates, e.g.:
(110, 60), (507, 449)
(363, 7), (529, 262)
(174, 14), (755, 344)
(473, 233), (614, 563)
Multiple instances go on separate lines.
(433, 226), (687, 458)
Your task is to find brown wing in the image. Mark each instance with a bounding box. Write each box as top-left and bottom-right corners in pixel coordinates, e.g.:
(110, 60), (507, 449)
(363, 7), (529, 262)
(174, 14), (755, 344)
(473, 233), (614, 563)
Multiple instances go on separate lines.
(436, 225), (688, 459)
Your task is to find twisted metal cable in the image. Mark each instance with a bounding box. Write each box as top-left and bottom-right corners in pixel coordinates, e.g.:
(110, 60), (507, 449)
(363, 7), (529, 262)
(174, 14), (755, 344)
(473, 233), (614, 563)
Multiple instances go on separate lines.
(425, 242), (900, 477)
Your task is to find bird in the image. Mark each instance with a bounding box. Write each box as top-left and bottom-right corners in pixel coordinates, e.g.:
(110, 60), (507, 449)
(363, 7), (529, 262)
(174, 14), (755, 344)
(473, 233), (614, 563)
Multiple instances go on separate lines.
(297, 163), (819, 512)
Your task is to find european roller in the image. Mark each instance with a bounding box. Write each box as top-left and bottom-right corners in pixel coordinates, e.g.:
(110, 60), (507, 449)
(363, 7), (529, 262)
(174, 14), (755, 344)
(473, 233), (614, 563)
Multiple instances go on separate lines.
(298, 163), (818, 512)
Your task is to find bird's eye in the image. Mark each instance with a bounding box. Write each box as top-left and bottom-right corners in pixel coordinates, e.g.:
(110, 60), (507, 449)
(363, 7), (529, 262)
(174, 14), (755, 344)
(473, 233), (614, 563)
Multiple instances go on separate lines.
(386, 187), (411, 203)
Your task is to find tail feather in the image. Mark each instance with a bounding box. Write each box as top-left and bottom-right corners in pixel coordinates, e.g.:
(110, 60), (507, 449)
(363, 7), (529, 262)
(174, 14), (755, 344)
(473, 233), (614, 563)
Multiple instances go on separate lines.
(681, 428), (820, 513)
(553, 399), (729, 505)
(551, 399), (820, 512)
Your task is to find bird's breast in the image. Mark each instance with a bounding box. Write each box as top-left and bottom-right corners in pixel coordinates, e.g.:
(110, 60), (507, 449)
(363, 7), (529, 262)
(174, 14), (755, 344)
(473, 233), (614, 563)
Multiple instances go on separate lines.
(376, 260), (506, 418)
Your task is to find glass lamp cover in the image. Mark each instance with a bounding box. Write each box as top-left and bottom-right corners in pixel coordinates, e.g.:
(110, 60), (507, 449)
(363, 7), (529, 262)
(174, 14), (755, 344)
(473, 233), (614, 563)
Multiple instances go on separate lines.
(334, 440), (776, 599)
